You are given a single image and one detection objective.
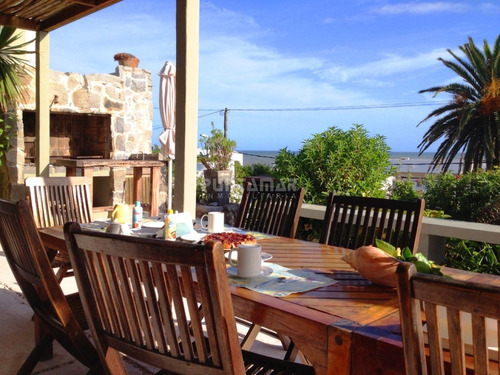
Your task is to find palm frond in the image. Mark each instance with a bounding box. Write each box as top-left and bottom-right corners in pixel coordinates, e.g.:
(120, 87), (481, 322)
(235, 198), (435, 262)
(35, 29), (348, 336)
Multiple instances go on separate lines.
(460, 37), (490, 84)
(446, 48), (484, 88)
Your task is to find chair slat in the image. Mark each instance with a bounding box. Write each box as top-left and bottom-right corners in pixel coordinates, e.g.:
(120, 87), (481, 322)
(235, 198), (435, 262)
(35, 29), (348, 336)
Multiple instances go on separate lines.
(110, 256), (134, 343)
(167, 263), (195, 360)
(472, 315), (488, 374)
(447, 308), (465, 375)
(152, 262), (180, 356)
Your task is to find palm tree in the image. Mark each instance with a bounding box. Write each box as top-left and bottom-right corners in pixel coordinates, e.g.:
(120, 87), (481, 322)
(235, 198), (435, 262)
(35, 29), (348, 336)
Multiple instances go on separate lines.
(418, 35), (500, 173)
(0, 26), (33, 198)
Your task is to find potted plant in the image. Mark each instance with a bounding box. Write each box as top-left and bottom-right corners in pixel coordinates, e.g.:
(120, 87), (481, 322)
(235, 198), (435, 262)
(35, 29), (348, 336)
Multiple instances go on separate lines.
(113, 52), (139, 68)
(199, 122), (236, 205)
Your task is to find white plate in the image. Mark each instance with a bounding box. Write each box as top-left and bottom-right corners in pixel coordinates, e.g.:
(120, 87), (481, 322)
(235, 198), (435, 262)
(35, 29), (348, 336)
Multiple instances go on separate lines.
(179, 233), (206, 242)
(225, 252), (272, 262)
(227, 265), (273, 278)
(141, 221), (164, 229)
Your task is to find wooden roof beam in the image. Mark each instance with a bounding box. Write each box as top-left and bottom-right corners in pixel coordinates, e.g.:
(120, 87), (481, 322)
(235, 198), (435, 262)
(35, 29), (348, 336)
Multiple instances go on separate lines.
(38, 0), (121, 31)
(0, 13), (38, 31)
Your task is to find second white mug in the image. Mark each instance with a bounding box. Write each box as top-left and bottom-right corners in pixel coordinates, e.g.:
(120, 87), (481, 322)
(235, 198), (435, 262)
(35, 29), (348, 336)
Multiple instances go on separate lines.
(106, 222), (131, 235)
(201, 212), (225, 233)
(228, 244), (262, 278)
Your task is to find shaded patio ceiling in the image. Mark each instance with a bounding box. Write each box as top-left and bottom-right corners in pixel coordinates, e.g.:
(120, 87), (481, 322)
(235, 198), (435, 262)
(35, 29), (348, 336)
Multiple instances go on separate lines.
(0, 0), (121, 32)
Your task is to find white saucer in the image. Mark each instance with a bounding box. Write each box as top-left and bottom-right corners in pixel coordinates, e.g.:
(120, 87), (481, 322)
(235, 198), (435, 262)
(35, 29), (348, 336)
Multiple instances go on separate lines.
(179, 233), (206, 243)
(227, 265), (273, 278)
(142, 221), (164, 229)
(225, 252), (272, 262)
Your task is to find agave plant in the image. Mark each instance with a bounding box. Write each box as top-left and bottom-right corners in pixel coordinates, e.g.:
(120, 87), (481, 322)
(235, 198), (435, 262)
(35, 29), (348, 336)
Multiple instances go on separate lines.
(0, 26), (33, 198)
(0, 26), (32, 112)
(418, 34), (500, 173)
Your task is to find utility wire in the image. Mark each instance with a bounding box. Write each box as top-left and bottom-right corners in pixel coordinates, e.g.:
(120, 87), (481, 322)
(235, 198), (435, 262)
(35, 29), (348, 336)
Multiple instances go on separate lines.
(154, 101), (446, 117)
(151, 101), (448, 131)
(198, 101), (448, 113)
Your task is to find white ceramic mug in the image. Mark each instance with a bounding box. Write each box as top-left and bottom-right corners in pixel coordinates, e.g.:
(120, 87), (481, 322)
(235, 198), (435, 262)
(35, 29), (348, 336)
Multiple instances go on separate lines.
(228, 244), (262, 277)
(200, 212), (225, 233)
(106, 222), (132, 235)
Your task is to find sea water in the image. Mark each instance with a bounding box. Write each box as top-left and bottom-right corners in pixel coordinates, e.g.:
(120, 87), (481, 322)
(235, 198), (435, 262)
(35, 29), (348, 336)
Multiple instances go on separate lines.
(238, 150), (462, 174)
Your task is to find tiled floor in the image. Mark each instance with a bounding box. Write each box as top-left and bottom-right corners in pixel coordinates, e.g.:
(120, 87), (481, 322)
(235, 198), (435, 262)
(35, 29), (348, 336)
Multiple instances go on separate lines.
(0, 248), (286, 375)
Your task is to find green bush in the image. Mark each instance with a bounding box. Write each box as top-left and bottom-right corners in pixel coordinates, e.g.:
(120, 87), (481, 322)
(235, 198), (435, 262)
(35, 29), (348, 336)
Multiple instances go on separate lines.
(422, 169), (500, 222)
(445, 239), (500, 275)
(418, 169), (500, 275)
(234, 162), (274, 185)
(295, 217), (322, 242)
(391, 176), (421, 201)
(273, 124), (395, 204)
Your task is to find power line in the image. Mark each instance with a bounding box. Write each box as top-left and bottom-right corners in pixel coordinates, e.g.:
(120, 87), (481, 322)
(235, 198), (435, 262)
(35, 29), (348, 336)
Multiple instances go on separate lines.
(198, 101), (448, 113)
(199, 110), (222, 118)
(154, 101), (446, 117)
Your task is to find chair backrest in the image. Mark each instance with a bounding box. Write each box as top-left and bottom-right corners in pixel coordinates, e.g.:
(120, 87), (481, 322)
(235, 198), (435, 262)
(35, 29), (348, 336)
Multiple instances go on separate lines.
(320, 194), (424, 252)
(64, 222), (247, 374)
(396, 262), (500, 375)
(25, 176), (93, 228)
(234, 186), (305, 238)
(0, 199), (98, 370)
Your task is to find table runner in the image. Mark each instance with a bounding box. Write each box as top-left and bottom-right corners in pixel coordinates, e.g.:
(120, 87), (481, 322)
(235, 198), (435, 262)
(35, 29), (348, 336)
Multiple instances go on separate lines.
(227, 263), (338, 297)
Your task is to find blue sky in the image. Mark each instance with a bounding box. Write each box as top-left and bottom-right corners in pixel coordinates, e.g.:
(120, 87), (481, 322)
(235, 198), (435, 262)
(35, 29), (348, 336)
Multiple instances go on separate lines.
(49, 1), (499, 152)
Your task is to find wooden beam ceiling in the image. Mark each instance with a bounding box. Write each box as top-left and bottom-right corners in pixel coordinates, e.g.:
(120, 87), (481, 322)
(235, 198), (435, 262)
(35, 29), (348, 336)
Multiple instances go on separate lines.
(0, 0), (121, 31)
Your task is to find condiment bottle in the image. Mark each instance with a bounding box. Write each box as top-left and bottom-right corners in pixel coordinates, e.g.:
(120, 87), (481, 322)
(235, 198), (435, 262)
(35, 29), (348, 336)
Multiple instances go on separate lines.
(132, 201), (143, 228)
(165, 209), (176, 240)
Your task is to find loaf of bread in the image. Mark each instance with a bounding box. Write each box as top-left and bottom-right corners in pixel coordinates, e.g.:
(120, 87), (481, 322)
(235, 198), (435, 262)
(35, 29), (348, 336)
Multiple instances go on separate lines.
(342, 245), (402, 287)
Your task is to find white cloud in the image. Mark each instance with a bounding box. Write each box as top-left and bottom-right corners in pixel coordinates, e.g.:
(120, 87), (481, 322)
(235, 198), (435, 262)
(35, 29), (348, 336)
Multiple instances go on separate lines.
(374, 2), (468, 15)
(198, 35), (362, 109)
(480, 2), (500, 13)
(318, 48), (448, 85)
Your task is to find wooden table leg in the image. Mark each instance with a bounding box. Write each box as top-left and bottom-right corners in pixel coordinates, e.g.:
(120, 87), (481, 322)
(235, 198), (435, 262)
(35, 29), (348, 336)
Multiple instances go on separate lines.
(327, 325), (352, 375)
(149, 166), (160, 217)
(65, 166), (77, 176)
(133, 167), (143, 206)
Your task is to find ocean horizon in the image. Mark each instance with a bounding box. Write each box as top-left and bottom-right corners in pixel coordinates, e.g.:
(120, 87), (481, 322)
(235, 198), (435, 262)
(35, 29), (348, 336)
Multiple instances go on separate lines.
(238, 150), (461, 174)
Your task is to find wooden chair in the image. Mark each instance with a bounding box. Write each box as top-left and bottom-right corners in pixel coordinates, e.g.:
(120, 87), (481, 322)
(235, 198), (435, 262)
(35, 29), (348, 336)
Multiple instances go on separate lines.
(64, 222), (315, 375)
(234, 185), (305, 239)
(25, 176), (93, 281)
(396, 262), (500, 375)
(0, 199), (100, 374)
(320, 194), (425, 252)
(234, 185), (306, 360)
(25, 176), (93, 228)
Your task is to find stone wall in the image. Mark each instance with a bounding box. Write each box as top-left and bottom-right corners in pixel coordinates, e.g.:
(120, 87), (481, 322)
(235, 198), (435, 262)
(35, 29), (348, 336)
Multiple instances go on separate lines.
(8, 60), (167, 212)
(21, 63), (153, 158)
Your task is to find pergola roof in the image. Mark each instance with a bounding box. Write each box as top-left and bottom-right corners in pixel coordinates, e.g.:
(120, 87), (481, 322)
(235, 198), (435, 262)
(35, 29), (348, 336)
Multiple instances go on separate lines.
(0, 0), (121, 32)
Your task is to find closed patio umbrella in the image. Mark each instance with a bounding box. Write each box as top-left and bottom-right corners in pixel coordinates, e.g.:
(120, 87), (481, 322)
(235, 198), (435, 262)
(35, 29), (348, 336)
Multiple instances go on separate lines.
(158, 61), (176, 211)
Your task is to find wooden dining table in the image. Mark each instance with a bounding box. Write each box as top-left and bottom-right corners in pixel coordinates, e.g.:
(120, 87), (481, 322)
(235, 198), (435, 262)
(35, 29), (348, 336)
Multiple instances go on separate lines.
(38, 226), (500, 375)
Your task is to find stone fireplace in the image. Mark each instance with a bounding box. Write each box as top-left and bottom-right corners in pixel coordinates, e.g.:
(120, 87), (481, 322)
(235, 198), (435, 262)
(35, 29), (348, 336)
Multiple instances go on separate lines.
(8, 56), (167, 211)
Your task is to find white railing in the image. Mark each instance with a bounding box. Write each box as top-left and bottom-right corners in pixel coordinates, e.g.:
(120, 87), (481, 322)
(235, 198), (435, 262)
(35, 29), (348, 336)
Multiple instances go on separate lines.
(300, 203), (500, 263)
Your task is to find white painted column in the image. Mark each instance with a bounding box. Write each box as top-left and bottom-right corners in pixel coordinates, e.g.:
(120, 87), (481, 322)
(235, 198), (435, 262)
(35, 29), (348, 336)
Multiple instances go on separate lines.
(174, 0), (199, 216)
(35, 31), (50, 177)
